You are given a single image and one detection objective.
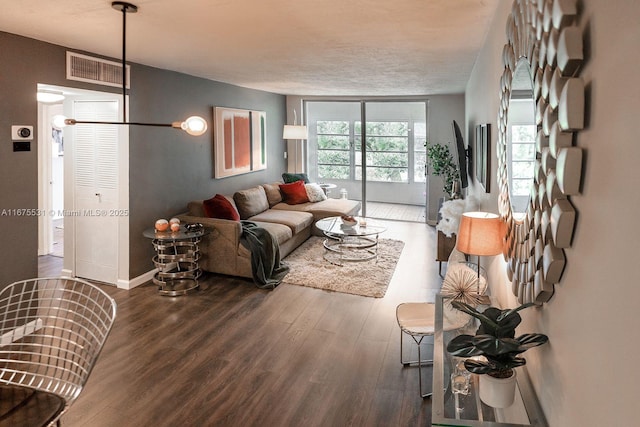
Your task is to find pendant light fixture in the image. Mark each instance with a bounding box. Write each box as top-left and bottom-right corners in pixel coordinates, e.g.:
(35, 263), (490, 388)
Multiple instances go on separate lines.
(61, 1), (207, 136)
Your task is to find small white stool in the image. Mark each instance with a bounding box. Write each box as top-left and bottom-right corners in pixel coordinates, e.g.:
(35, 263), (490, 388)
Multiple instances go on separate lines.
(396, 302), (436, 398)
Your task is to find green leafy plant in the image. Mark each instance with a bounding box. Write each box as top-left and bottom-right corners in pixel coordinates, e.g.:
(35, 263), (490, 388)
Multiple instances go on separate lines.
(446, 301), (549, 378)
(426, 143), (460, 195)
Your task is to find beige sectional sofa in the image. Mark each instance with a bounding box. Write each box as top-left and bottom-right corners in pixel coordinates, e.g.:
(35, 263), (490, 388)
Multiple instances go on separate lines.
(177, 183), (361, 279)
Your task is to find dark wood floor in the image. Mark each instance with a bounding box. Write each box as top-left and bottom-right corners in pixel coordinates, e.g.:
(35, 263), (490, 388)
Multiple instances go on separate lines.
(39, 220), (442, 427)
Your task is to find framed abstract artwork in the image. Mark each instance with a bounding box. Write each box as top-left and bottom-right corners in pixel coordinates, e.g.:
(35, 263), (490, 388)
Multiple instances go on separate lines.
(475, 123), (491, 193)
(214, 107), (267, 178)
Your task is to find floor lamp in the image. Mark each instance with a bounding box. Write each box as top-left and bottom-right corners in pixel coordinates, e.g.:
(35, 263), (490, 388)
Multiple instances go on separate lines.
(283, 110), (308, 173)
(456, 212), (504, 304)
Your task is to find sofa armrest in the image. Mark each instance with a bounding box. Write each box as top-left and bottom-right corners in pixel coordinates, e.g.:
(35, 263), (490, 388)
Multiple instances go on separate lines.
(177, 214), (242, 244)
(176, 213), (243, 274)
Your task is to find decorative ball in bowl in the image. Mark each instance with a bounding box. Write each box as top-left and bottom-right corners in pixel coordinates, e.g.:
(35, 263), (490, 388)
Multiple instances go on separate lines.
(155, 219), (169, 232)
(341, 215), (358, 227)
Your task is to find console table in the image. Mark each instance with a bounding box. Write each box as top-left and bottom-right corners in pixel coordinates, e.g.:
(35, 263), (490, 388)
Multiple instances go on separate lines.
(432, 294), (548, 426)
(143, 226), (206, 296)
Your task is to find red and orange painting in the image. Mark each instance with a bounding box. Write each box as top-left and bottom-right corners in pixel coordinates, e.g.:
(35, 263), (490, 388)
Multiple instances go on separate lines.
(214, 107), (267, 178)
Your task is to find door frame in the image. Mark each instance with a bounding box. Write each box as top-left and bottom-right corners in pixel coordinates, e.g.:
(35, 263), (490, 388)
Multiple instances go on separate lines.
(37, 85), (129, 285)
(37, 101), (56, 256)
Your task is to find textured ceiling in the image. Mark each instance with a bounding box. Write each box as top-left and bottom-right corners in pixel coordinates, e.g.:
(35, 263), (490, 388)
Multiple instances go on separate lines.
(0, 0), (499, 96)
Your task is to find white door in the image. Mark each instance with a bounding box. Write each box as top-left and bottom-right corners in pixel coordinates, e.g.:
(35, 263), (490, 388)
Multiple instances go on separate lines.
(72, 100), (120, 284)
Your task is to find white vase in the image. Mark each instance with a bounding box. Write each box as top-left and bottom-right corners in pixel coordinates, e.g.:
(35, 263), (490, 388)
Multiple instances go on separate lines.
(478, 370), (517, 408)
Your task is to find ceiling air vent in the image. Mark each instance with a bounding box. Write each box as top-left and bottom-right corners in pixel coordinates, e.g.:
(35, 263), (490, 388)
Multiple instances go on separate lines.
(66, 51), (130, 89)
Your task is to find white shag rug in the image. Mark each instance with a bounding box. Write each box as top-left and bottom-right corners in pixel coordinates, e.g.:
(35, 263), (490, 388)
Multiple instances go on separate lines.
(281, 237), (404, 298)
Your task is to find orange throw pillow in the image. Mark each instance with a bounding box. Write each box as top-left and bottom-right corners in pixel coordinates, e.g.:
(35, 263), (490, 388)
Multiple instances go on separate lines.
(279, 180), (310, 204)
(203, 194), (240, 221)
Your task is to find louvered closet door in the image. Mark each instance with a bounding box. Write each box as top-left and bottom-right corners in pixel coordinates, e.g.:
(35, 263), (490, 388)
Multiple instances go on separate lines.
(73, 100), (120, 284)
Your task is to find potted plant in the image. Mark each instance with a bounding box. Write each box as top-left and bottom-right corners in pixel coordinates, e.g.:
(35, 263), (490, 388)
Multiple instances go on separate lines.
(426, 142), (460, 196)
(446, 300), (549, 408)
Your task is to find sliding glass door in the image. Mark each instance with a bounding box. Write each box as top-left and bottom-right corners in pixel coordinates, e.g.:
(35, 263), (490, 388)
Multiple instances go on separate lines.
(306, 100), (427, 222)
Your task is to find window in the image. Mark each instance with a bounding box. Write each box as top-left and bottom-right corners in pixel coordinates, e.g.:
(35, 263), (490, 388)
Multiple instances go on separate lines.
(355, 121), (409, 183)
(510, 124), (536, 196)
(317, 121), (351, 179)
(316, 120), (425, 183)
(413, 122), (427, 183)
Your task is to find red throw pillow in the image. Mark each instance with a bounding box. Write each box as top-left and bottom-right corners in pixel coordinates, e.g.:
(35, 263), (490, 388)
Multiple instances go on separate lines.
(202, 194), (240, 221)
(279, 180), (310, 204)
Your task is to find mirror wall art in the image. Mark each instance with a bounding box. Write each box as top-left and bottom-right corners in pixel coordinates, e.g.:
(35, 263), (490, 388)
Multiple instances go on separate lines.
(496, 0), (585, 305)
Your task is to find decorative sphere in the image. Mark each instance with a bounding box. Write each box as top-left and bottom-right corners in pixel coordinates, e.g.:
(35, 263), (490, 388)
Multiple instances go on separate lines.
(155, 219), (169, 231)
(169, 217), (180, 225)
(170, 222), (180, 232)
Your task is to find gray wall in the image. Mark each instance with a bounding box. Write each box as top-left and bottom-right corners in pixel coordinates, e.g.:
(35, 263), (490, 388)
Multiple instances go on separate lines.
(0, 31), (286, 284)
(425, 94), (465, 222)
(0, 31), (114, 286)
(128, 64), (286, 278)
(465, 1), (640, 425)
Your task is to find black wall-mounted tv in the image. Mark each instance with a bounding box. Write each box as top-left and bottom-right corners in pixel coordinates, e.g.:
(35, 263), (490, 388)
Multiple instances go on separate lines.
(452, 120), (469, 189)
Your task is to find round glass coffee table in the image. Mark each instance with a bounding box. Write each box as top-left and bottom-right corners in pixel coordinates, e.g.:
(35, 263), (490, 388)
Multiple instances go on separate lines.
(315, 216), (387, 266)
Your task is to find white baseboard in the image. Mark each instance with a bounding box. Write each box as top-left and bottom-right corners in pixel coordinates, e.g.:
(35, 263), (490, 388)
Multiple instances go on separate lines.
(0, 318), (44, 347)
(116, 269), (157, 290)
(59, 268), (156, 290)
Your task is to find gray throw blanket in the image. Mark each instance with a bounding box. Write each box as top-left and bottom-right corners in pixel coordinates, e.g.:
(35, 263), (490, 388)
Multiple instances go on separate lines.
(240, 221), (290, 289)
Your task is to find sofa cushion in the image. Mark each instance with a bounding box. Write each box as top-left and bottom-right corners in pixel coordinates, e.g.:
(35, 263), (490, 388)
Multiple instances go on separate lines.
(203, 194), (240, 221)
(304, 198), (361, 219)
(279, 180), (310, 204)
(271, 198), (361, 221)
(248, 209), (313, 234)
(233, 186), (269, 219)
(305, 183), (327, 202)
(237, 221), (293, 258)
(261, 182), (283, 207)
(282, 172), (310, 183)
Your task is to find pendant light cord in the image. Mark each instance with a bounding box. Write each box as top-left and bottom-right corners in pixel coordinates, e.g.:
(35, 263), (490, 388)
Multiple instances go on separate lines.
(121, 4), (127, 122)
(63, 2), (208, 136)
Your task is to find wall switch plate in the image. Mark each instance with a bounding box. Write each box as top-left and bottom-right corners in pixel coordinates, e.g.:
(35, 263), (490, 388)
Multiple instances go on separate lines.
(13, 141), (31, 152)
(11, 125), (34, 140)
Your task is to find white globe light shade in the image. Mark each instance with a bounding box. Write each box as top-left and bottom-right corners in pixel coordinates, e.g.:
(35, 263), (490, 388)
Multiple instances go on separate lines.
(51, 115), (68, 129)
(179, 116), (208, 136)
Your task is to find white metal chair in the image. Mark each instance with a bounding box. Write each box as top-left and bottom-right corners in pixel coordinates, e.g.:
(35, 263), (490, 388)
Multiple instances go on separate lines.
(397, 259), (483, 398)
(396, 302), (437, 398)
(0, 277), (117, 426)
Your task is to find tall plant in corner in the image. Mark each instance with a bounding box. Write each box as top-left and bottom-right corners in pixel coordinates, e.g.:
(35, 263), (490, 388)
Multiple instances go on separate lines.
(426, 142), (460, 196)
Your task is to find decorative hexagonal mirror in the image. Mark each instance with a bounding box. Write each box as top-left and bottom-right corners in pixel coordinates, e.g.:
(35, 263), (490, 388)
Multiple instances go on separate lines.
(496, 0), (585, 305)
